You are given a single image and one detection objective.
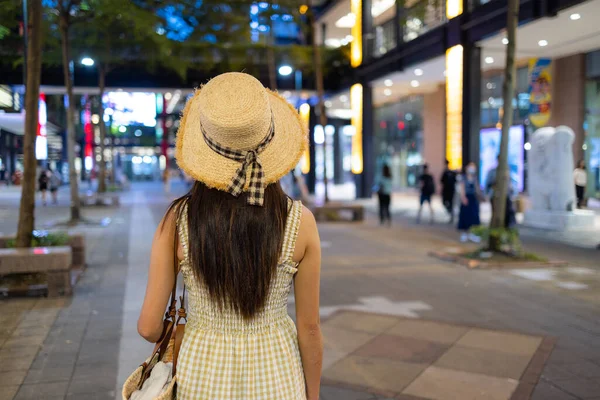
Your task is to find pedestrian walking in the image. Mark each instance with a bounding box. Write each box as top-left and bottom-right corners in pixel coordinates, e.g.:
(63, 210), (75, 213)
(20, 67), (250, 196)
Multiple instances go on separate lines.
(417, 164), (435, 224)
(135, 73), (322, 400)
(290, 170), (310, 203)
(162, 168), (171, 194)
(440, 159), (457, 223)
(376, 164), (392, 226)
(574, 160), (587, 208)
(458, 162), (483, 242)
(48, 166), (62, 205)
(38, 169), (49, 206)
(0, 163), (6, 186)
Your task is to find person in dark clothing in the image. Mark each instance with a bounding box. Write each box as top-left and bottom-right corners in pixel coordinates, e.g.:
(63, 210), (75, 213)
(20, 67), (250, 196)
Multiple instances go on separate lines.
(458, 162), (482, 242)
(376, 164), (393, 226)
(417, 164), (435, 224)
(440, 160), (457, 223)
(38, 169), (49, 206)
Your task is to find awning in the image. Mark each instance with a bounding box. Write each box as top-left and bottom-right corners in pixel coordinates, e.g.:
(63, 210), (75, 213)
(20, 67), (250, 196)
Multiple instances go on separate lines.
(0, 112), (60, 136)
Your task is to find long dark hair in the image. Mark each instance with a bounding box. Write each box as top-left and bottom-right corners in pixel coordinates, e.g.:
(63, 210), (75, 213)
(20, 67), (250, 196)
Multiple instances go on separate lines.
(168, 181), (289, 319)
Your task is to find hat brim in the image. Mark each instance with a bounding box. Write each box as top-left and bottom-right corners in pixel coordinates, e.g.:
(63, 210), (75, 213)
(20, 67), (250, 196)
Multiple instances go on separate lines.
(175, 88), (308, 192)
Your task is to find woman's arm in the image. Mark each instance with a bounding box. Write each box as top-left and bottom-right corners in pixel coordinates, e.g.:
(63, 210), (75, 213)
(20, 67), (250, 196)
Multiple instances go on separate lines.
(294, 207), (323, 400)
(137, 209), (178, 343)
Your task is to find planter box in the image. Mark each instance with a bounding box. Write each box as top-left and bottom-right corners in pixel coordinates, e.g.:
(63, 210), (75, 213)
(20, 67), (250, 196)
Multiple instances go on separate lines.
(313, 203), (364, 222)
(0, 246), (72, 297)
(0, 234), (85, 268)
(429, 250), (567, 269)
(80, 192), (120, 207)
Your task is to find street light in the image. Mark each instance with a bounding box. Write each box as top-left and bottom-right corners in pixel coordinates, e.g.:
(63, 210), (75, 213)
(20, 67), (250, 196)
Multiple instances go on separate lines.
(278, 65), (293, 76)
(81, 57), (95, 67)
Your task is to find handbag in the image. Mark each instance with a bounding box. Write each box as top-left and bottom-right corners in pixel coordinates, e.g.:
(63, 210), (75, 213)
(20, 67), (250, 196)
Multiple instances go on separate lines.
(122, 226), (187, 400)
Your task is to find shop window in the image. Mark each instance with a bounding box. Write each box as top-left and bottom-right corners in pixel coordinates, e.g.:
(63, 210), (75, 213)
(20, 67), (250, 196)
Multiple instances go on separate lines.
(402, 0), (446, 42)
(374, 96), (424, 189)
(373, 18), (396, 58)
(585, 80), (600, 195)
(481, 67), (530, 127)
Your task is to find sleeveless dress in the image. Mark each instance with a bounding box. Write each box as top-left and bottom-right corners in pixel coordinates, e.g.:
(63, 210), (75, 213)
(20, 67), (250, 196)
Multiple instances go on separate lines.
(458, 177), (481, 231)
(176, 200), (306, 400)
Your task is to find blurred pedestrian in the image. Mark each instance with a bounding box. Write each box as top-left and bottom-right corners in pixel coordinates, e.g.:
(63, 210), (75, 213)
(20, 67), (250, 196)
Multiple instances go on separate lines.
(458, 162), (482, 242)
(0, 164), (6, 186)
(417, 164), (435, 224)
(290, 170), (309, 203)
(163, 168), (171, 194)
(136, 73), (321, 399)
(376, 164), (392, 226)
(440, 159), (456, 223)
(48, 166), (62, 205)
(38, 169), (49, 206)
(574, 160), (587, 208)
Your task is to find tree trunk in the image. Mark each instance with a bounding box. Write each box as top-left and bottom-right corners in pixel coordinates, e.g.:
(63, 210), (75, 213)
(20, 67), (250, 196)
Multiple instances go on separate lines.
(489, 0), (519, 248)
(15, 0), (42, 248)
(97, 64), (107, 193)
(59, 16), (81, 222)
(311, 17), (329, 203)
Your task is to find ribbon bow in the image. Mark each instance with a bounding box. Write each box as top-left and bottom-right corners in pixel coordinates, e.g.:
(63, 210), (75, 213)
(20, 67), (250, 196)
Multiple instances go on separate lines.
(201, 116), (274, 206)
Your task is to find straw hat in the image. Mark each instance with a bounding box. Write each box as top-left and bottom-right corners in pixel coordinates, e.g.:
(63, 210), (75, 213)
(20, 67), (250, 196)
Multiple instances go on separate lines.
(175, 72), (308, 202)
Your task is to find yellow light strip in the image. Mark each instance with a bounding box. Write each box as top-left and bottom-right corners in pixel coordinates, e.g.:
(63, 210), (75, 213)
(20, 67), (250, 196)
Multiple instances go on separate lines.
(350, 84), (363, 174)
(350, 0), (362, 67)
(299, 103), (311, 174)
(446, 0), (463, 19)
(445, 45), (463, 171)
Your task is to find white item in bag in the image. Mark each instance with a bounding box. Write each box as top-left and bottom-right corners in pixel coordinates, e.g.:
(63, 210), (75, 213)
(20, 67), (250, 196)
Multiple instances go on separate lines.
(130, 362), (173, 400)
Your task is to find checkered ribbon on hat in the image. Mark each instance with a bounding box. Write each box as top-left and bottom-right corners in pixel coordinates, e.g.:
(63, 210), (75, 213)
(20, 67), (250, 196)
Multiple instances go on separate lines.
(201, 115), (275, 206)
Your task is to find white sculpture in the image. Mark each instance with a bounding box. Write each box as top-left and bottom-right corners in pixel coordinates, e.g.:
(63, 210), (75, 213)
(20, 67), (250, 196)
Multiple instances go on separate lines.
(528, 126), (576, 212)
(524, 126), (594, 230)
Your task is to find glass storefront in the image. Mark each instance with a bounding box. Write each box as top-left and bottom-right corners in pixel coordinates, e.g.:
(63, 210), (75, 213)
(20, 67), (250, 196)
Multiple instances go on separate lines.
(481, 66), (530, 128)
(374, 95), (424, 189)
(584, 80), (600, 196)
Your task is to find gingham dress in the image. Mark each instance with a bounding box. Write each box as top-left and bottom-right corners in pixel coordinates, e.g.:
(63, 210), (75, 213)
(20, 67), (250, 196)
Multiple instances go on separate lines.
(176, 200), (306, 400)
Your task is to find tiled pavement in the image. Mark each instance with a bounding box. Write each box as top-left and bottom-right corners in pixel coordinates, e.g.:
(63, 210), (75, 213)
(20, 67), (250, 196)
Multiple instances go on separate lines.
(1, 182), (600, 400)
(321, 310), (552, 399)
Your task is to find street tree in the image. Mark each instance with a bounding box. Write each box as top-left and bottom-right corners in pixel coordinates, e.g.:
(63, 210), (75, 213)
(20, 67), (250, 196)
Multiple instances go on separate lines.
(15, 0), (43, 248)
(489, 0), (520, 250)
(309, 9), (329, 203)
(45, 0), (94, 223)
(71, 0), (169, 193)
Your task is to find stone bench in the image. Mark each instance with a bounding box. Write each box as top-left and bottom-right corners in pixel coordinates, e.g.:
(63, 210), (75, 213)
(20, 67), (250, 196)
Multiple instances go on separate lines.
(0, 246), (72, 297)
(313, 203), (364, 222)
(0, 233), (85, 268)
(80, 192), (120, 207)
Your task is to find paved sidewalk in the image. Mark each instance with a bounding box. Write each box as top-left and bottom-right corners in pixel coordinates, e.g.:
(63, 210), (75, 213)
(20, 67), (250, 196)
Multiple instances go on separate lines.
(0, 182), (599, 400)
(322, 311), (553, 400)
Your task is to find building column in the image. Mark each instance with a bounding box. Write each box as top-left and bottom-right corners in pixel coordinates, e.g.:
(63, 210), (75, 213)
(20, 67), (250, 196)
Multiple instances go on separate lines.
(355, 81), (374, 198)
(394, 0), (403, 48)
(306, 108), (317, 194)
(549, 54), (586, 163)
(361, 0), (373, 64)
(333, 123), (344, 185)
(423, 84), (447, 181)
(462, 44), (482, 169)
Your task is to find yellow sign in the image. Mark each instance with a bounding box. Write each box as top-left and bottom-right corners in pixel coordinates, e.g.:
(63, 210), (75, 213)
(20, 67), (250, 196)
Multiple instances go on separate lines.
(350, 84), (363, 174)
(447, 0), (463, 19)
(299, 103), (311, 174)
(528, 58), (552, 127)
(350, 0), (362, 68)
(446, 45), (463, 171)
